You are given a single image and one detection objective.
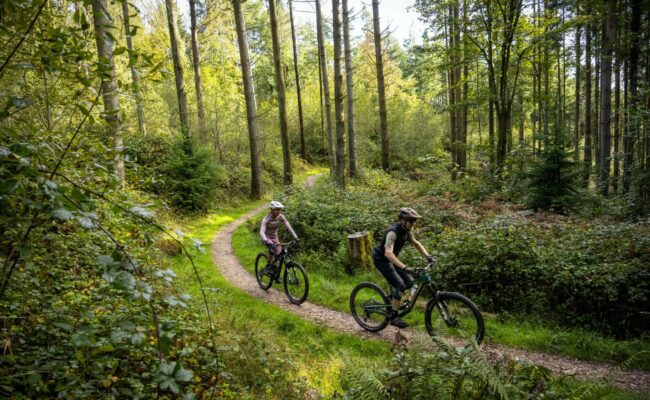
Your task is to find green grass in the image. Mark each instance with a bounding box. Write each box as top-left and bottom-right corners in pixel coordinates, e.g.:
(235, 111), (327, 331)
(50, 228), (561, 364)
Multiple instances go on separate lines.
(234, 214), (650, 373)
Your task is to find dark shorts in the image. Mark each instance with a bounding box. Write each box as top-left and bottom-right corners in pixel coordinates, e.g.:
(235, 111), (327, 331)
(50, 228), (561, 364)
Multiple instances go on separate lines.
(373, 257), (414, 297)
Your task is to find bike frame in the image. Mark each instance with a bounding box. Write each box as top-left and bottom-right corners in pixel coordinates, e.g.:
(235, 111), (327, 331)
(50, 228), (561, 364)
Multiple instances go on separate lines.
(362, 262), (441, 318)
(269, 241), (296, 272)
(396, 270), (436, 317)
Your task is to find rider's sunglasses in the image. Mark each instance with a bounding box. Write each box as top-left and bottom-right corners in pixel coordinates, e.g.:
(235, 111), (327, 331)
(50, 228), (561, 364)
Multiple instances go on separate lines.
(405, 217), (417, 223)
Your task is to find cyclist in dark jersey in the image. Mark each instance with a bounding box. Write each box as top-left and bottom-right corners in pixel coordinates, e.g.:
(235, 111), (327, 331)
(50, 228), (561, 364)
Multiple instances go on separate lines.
(372, 207), (433, 328)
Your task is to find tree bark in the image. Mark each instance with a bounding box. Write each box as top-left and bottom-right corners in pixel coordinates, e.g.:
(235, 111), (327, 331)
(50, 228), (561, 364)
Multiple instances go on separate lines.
(613, 42), (620, 193)
(189, 0), (206, 141)
(342, 0), (357, 178)
(288, 0), (306, 161)
(574, 1), (581, 161)
(268, 0), (293, 187)
(623, 0), (641, 193)
(121, 0), (146, 136)
(232, 0), (263, 199)
(92, 0), (124, 188)
(164, 0), (190, 136)
(315, 0), (336, 175)
(348, 231), (372, 269)
(372, 0), (389, 171)
(583, 18), (592, 186)
(598, 0), (616, 195)
(332, 0), (346, 188)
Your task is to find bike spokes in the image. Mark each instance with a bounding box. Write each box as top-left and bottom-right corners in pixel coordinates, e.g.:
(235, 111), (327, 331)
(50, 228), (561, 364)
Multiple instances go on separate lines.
(283, 262), (309, 305)
(254, 253), (274, 290)
(349, 283), (391, 332)
(425, 292), (484, 347)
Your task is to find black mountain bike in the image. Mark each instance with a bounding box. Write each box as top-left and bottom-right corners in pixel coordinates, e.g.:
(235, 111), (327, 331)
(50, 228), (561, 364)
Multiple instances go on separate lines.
(350, 259), (484, 347)
(255, 241), (309, 305)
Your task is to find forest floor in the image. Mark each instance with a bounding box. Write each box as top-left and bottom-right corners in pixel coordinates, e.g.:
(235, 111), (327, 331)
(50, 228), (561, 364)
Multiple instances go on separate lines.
(211, 176), (650, 394)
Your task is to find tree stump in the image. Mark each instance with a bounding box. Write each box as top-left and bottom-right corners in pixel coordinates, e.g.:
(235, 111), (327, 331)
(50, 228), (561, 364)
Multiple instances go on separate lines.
(347, 231), (373, 270)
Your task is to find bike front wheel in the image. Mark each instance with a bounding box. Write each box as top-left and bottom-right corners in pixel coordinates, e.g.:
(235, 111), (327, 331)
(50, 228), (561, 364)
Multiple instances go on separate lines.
(349, 282), (391, 332)
(283, 261), (309, 304)
(425, 291), (484, 347)
(254, 253), (273, 290)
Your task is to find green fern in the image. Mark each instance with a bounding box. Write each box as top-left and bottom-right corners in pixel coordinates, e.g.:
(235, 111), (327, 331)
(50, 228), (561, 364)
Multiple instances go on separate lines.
(343, 364), (388, 400)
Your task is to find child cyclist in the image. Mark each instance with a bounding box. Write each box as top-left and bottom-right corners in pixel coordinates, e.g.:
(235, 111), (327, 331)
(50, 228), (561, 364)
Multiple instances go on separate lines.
(260, 201), (299, 282)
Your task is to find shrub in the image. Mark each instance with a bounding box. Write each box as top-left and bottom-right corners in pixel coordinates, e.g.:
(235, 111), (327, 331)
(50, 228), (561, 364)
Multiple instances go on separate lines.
(523, 146), (581, 213)
(434, 221), (650, 337)
(162, 136), (223, 212)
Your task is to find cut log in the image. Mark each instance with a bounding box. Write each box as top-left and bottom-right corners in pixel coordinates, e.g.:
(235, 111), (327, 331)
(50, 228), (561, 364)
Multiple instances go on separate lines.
(347, 231), (372, 270)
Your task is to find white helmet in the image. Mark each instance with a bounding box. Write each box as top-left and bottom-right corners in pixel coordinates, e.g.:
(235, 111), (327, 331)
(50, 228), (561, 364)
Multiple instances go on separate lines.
(269, 200), (285, 210)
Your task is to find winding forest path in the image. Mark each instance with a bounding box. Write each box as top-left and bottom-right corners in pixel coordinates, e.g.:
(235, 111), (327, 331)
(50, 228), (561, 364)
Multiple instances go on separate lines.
(211, 176), (650, 394)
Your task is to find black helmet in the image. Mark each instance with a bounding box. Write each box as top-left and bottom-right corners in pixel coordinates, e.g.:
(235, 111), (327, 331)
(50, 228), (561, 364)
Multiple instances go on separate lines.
(398, 207), (421, 220)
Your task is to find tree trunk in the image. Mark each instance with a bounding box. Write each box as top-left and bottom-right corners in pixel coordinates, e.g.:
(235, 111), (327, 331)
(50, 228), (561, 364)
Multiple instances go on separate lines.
(332, 0), (346, 188)
(594, 26), (600, 176)
(288, 0), (306, 161)
(268, 0), (293, 187)
(232, 0), (262, 199)
(342, 0), (357, 178)
(461, 0), (468, 172)
(189, 0), (206, 141)
(598, 0), (616, 195)
(347, 231), (372, 270)
(574, 1), (581, 161)
(623, 0), (641, 193)
(446, 7), (458, 180)
(583, 19), (592, 186)
(315, 0), (335, 175)
(613, 43), (621, 193)
(92, 0), (124, 188)
(121, 0), (146, 136)
(372, 0), (389, 171)
(164, 0), (190, 136)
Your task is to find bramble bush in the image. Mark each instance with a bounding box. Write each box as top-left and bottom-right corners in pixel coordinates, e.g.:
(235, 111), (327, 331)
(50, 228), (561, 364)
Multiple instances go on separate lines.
(434, 221), (650, 338)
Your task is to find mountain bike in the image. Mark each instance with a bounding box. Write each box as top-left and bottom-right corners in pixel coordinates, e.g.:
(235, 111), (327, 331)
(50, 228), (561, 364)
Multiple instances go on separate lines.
(350, 259), (484, 347)
(255, 240), (309, 305)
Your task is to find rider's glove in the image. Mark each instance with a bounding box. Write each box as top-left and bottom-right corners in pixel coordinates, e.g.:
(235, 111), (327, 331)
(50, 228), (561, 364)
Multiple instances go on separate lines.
(402, 265), (413, 274)
(426, 255), (436, 264)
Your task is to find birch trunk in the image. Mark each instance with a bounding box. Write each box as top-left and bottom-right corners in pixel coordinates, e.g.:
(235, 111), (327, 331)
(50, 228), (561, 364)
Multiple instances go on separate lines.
(92, 0), (124, 187)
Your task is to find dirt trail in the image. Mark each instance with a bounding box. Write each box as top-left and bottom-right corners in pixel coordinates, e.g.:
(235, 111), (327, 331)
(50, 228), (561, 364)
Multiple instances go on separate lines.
(211, 177), (650, 394)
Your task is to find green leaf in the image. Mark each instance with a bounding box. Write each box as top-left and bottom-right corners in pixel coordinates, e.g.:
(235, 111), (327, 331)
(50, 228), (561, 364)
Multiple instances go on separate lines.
(113, 46), (127, 56)
(53, 322), (73, 332)
(9, 143), (33, 157)
(52, 208), (74, 221)
(130, 206), (154, 219)
(111, 271), (136, 290)
(0, 178), (19, 195)
(75, 215), (94, 229)
(96, 255), (115, 268)
(159, 362), (175, 376)
(130, 332), (145, 345)
(175, 367), (193, 382)
(97, 343), (115, 353)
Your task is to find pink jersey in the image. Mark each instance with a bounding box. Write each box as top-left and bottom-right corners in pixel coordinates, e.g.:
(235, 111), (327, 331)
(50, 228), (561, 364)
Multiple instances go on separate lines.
(260, 213), (298, 243)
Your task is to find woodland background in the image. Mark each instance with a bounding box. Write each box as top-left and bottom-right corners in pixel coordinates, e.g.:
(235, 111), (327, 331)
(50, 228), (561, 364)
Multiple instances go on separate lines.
(1, 0), (649, 398)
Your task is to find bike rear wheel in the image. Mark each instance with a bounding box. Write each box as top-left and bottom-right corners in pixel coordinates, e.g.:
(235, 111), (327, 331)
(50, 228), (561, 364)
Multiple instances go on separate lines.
(349, 282), (391, 332)
(254, 253), (273, 290)
(284, 261), (309, 304)
(424, 291), (484, 347)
